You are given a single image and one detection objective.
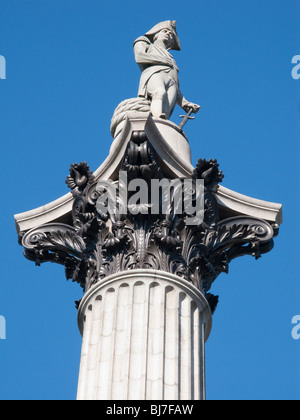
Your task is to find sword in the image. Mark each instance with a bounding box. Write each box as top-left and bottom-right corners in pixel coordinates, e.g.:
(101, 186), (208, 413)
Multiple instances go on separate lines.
(179, 108), (195, 130)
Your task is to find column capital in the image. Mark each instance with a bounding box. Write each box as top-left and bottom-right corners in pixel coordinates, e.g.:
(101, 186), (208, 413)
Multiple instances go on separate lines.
(17, 117), (281, 314)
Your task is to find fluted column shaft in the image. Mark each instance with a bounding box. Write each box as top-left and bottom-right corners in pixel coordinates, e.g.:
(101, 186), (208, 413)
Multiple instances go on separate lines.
(76, 270), (212, 401)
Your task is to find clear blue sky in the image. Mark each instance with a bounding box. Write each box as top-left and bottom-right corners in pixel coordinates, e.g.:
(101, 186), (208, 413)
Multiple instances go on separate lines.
(0, 0), (299, 400)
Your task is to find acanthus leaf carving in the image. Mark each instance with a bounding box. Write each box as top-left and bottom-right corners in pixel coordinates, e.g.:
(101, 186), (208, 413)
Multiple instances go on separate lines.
(66, 162), (94, 197)
(193, 158), (224, 192)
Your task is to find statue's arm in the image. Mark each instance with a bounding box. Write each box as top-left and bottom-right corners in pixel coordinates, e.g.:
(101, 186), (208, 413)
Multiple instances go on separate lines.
(176, 89), (185, 107)
(134, 37), (172, 66)
(177, 88), (201, 113)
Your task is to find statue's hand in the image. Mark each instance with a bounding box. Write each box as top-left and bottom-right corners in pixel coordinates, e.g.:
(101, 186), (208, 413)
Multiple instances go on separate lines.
(182, 102), (201, 114)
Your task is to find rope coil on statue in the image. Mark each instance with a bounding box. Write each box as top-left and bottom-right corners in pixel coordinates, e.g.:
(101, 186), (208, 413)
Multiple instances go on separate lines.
(110, 97), (151, 137)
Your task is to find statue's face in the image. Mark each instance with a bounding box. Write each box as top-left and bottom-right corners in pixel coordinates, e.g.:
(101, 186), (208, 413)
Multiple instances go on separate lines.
(155, 28), (174, 49)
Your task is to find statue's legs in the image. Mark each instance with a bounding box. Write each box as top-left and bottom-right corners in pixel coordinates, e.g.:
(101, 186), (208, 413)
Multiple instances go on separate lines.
(147, 73), (178, 119)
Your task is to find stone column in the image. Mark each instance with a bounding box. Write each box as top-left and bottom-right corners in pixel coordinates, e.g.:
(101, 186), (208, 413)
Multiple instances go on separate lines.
(76, 269), (212, 401)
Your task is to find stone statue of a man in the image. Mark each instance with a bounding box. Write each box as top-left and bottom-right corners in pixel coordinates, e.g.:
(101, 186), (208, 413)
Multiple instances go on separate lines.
(134, 20), (200, 120)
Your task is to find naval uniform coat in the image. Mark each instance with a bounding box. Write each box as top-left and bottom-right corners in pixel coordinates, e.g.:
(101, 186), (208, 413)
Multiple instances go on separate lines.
(133, 36), (181, 100)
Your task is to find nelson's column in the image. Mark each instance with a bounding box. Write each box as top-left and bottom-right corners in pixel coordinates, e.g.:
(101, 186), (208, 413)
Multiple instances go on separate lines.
(15, 21), (282, 400)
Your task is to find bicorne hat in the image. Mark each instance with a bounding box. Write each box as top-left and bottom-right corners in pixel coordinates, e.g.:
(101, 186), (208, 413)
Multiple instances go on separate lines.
(145, 20), (181, 51)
